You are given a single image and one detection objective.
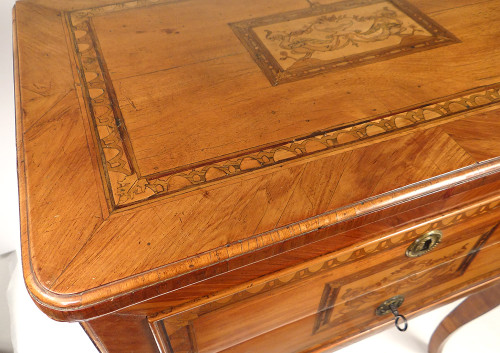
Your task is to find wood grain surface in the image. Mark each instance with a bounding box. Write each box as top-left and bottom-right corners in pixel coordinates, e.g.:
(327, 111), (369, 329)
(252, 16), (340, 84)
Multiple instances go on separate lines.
(14, 0), (500, 327)
(154, 215), (500, 353)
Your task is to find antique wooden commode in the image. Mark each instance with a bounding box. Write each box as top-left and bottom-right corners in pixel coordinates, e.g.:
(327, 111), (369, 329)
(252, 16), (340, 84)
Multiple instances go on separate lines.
(14, 0), (500, 352)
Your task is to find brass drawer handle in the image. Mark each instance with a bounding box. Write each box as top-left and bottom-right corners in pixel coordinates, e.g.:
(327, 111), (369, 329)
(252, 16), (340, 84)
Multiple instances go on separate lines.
(376, 295), (408, 332)
(406, 230), (442, 258)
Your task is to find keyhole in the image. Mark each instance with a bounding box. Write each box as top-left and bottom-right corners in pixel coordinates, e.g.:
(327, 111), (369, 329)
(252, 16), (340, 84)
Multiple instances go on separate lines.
(421, 238), (433, 251)
(406, 230), (442, 258)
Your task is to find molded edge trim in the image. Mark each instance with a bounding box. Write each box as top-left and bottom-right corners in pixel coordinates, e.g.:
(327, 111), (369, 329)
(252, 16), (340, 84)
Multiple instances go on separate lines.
(20, 148), (500, 320)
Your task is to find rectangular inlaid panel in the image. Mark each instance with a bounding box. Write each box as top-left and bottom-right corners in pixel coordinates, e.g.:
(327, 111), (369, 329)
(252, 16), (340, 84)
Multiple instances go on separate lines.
(231, 0), (458, 85)
(64, 0), (500, 209)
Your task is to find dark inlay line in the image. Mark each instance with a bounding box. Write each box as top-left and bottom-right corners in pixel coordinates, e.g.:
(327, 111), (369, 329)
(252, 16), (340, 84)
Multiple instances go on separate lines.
(457, 223), (499, 275)
(314, 284), (340, 334)
(86, 18), (141, 178)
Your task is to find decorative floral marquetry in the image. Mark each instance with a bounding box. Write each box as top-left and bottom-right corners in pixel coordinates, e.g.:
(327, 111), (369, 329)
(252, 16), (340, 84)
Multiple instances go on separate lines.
(256, 3), (431, 70)
(65, 0), (499, 209)
(231, 0), (459, 85)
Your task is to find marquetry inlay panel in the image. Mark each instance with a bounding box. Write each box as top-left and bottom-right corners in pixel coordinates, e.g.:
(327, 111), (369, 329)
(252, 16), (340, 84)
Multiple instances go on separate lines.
(61, 0), (498, 210)
(230, 0), (459, 85)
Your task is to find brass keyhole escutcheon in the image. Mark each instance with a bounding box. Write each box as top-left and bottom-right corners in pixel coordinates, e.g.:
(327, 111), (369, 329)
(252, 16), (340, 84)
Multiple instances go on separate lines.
(375, 295), (405, 316)
(406, 230), (443, 258)
(376, 295), (408, 332)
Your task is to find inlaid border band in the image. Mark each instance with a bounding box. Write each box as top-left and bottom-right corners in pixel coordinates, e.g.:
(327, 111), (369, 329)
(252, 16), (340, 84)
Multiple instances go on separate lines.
(65, 1), (500, 210)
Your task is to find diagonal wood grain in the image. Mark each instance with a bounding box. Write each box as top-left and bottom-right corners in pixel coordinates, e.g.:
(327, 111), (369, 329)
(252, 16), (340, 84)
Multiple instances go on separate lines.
(15, 3), (105, 289)
(441, 108), (500, 162)
(49, 124), (479, 294)
(24, 91), (104, 288)
(15, 2), (75, 131)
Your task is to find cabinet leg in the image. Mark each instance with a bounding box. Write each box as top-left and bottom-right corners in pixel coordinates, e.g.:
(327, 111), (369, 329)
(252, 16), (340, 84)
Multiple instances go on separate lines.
(429, 282), (500, 353)
(81, 313), (160, 353)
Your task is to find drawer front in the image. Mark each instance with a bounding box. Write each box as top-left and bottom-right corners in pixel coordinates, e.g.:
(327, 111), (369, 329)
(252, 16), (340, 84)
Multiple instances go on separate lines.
(151, 199), (500, 353)
(220, 242), (500, 353)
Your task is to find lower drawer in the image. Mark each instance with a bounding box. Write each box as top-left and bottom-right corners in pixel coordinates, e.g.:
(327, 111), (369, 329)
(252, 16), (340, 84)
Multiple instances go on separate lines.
(151, 199), (500, 353)
(219, 241), (500, 353)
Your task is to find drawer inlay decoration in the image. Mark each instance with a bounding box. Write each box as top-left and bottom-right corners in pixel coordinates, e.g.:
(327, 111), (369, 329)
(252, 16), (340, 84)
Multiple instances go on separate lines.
(64, 0), (499, 210)
(152, 197), (500, 351)
(314, 284), (340, 334)
(195, 199), (499, 318)
(313, 245), (468, 334)
(230, 0), (459, 85)
(152, 198), (499, 323)
(457, 223), (499, 275)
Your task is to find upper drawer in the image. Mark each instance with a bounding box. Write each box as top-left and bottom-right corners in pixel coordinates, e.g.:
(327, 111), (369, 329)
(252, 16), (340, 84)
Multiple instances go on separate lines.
(150, 196), (500, 353)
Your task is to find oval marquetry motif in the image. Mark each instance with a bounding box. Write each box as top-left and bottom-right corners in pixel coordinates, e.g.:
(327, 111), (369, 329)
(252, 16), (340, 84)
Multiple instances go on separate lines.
(205, 167), (226, 181)
(305, 140), (327, 153)
(448, 102), (467, 112)
(89, 88), (104, 99)
(93, 105), (112, 117)
(473, 95), (494, 105)
(77, 43), (90, 52)
(394, 117), (413, 128)
(240, 158), (262, 170)
(308, 262), (324, 273)
(390, 233), (405, 244)
(363, 242), (379, 253)
(85, 72), (98, 82)
(74, 30), (87, 39)
(365, 125), (386, 136)
(97, 126), (110, 138)
(336, 132), (357, 144)
(423, 109), (442, 120)
(279, 272), (297, 284)
(336, 251), (353, 262)
(273, 149), (296, 162)
(167, 176), (192, 191)
(246, 283), (266, 294)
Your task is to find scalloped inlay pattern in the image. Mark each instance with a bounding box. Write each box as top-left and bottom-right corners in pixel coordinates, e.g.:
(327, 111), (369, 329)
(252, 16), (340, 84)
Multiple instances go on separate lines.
(66, 1), (500, 209)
